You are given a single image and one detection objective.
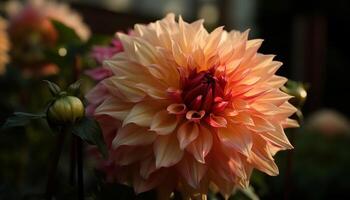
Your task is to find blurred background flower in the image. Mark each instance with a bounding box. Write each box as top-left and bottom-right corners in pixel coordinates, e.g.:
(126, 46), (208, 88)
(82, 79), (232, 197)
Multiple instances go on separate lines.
(0, 17), (9, 75)
(305, 109), (350, 136)
(5, 0), (90, 77)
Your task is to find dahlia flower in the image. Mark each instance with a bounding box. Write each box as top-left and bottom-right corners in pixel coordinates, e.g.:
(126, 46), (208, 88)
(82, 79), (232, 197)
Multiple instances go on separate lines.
(0, 17), (10, 75)
(86, 14), (298, 198)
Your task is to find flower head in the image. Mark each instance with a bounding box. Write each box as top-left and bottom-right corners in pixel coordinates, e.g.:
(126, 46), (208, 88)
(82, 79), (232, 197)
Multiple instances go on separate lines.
(86, 14), (298, 197)
(0, 17), (10, 75)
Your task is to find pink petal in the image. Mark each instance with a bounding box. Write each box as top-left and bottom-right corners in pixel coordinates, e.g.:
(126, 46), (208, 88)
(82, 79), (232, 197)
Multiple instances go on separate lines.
(85, 83), (109, 105)
(85, 67), (113, 81)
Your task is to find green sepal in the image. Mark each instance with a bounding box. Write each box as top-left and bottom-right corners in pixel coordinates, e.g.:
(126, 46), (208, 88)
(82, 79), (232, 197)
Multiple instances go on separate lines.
(1, 112), (46, 129)
(43, 80), (61, 97)
(72, 117), (108, 159)
(68, 79), (82, 96)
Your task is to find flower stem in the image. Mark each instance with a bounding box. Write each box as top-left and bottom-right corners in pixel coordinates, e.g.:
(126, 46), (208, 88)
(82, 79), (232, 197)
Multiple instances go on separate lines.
(45, 128), (67, 200)
(76, 136), (84, 200)
(69, 136), (76, 185)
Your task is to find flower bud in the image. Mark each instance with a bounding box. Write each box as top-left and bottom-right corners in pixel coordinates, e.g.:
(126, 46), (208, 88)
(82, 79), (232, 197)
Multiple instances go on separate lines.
(281, 80), (307, 108)
(47, 95), (84, 125)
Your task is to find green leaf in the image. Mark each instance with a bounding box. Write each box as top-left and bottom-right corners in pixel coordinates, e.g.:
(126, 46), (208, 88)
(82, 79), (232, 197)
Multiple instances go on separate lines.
(1, 112), (46, 129)
(68, 79), (81, 96)
(43, 80), (61, 96)
(51, 20), (82, 45)
(72, 117), (108, 159)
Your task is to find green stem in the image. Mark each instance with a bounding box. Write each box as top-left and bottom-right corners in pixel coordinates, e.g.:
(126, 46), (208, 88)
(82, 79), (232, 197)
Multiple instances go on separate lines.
(45, 128), (67, 200)
(76, 136), (84, 200)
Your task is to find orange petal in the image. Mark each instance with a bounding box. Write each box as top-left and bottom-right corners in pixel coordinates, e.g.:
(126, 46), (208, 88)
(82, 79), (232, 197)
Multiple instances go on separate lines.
(167, 103), (187, 115)
(154, 134), (184, 168)
(282, 118), (299, 128)
(115, 146), (153, 166)
(217, 125), (252, 157)
(133, 169), (165, 194)
(259, 124), (293, 152)
(177, 121), (199, 149)
(186, 110), (205, 123)
(248, 135), (279, 176)
(140, 156), (157, 179)
(229, 112), (254, 126)
(177, 155), (207, 189)
(206, 114), (227, 128)
(123, 101), (164, 127)
(103, 77), (146, 103)
(248, 115), (276, 132)
(94, 97), (133, 121)
(150, 110), (179, 135)
(186, 125), (213, 163)
(112, 124), (157, 148)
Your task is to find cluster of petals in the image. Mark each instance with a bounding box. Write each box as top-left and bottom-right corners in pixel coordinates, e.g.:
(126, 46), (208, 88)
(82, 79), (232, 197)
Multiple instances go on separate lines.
(86, 14), (298, 198)
(0, 17), (10, 75)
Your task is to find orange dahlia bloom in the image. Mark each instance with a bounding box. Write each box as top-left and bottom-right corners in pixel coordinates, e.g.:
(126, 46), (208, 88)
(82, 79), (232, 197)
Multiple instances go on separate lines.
(0, 17), (10, 75)
(86, 14), (298, 198)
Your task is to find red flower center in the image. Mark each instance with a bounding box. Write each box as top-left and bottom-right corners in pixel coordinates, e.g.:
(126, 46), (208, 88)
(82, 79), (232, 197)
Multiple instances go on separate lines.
(181, 69), (230, 115)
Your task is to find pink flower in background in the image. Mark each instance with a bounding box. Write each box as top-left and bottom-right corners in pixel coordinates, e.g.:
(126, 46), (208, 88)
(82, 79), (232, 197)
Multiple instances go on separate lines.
(91, 39), (123, 64)
(0, 17), (10, 75)
(306, 109), (350, 135)
(86, 39), (123, 81)
(86, 14), (298, 198)
(6, 0), (90, 77)
(7, 0), (90, 41)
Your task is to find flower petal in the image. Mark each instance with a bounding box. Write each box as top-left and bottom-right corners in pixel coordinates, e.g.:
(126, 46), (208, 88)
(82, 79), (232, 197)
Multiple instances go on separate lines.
(248, 135), (279, 176)
(95, 97), (133, 121)
(154, 134), (184, 168)
(217, 125), (252, 157)
(177, 121), (199, 149)
(150, 110), (179, 135)
(123, 101), (165, 127)
(140, 156), (157, 179)
(186, 125), (213, 163)
(112, 124), (157, 148)
(206, 114), (227, 128)
(177, 155), (207, 189)
(167, 103), (187, 115)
